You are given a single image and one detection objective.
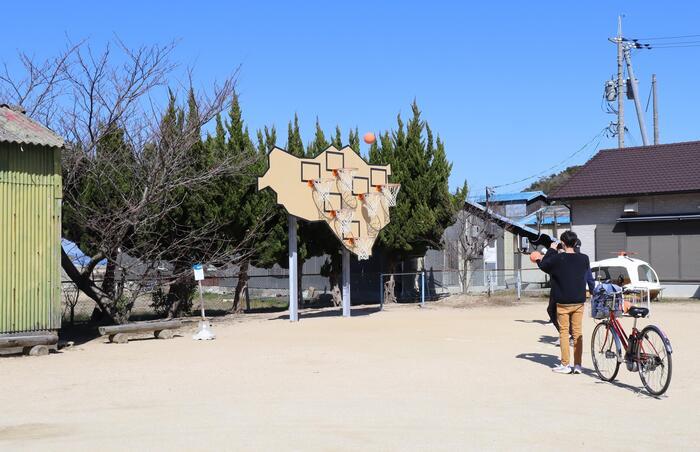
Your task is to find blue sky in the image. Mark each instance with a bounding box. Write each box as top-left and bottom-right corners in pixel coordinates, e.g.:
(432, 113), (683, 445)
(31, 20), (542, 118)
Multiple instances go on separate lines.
(2, 1), (699, 195)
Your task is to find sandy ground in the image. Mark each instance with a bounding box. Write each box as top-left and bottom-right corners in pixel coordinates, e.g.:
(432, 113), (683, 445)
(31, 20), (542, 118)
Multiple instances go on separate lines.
(1, 298), (699, 451)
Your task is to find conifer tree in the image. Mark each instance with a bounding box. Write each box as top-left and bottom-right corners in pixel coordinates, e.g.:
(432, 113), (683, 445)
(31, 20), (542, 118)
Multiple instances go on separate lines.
(152, 89), (218, 317)
(348, 127), (360, 152)
(331, 125), (343, 149)
(369, 101), (464, 288)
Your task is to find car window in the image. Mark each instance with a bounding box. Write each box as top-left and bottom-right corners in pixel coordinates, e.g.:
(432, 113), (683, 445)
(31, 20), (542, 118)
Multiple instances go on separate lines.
(638, 265), (657, 283)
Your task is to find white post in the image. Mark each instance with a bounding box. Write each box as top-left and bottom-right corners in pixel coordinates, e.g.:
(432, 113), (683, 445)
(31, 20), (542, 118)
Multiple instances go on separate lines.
(288, 215), (299, 322)
(192, 263), (215, 340)
(198, 280), (205, 319)
(342, 247), (351, 317)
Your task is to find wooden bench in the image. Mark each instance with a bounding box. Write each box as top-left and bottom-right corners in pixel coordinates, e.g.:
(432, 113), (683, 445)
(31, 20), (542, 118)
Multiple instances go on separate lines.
(98, 319), (183, 344)
(0, 332), (59, 356)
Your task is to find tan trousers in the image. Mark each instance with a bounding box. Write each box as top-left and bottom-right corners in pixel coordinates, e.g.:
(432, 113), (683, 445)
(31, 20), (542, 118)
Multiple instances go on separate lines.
(556, 303), (584, 366)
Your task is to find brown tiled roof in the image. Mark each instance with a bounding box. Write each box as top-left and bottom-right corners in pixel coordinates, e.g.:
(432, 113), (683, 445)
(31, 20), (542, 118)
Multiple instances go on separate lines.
(550, 141), (700, 199)
(0, 104), (64, 148)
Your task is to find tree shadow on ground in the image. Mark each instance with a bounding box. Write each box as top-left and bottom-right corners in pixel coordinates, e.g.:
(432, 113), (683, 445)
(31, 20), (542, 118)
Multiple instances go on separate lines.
(515, 352), (662, 399)
(58, 324), (102, 346)
(514, 319), (550, 325)
(268, 306), (382, 321)
(102, 333), (185, 344)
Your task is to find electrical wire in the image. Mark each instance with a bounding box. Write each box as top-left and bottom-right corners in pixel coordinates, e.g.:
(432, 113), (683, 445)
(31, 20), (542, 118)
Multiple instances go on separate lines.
(486, 128), (607, 191)
(648, 44), (700, 49)
(645, 84), (653, 112)
(634, 34), (700, 41)
(646, 40), (700, 45)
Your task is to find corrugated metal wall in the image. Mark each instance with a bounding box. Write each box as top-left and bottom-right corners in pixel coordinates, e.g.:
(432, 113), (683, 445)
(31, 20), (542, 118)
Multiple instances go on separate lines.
(0, 142), (62, 333)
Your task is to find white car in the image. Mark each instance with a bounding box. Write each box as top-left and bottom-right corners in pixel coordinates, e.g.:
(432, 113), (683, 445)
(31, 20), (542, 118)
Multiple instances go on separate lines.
(590, 254), (662, 300)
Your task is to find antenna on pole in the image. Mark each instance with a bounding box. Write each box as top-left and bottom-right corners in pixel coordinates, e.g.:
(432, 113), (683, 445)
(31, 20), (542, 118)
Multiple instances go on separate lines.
(652, 74), (659, 144)
(608, 14), (625, 148)
(614, 15), (625, 148)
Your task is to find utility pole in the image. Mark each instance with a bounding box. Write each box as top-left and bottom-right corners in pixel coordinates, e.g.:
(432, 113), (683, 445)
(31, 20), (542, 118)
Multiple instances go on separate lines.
(616, 16), (625, 148)
(623, 47), (650, 146)
(652, 74), (659, 144)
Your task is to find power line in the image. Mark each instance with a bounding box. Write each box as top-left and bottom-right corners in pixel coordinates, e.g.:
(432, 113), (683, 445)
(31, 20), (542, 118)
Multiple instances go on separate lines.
(647, 44), (700, 49)
(487, 128), (607, 191)
(634, 34), (700, 40)
(645, 39), (700, 45)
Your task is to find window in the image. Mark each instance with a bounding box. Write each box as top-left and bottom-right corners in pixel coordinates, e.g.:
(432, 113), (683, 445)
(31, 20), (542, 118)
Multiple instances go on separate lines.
(637, 265), (658, 283)
(505, 202), (526, 218)
(592, 266), (631, 285)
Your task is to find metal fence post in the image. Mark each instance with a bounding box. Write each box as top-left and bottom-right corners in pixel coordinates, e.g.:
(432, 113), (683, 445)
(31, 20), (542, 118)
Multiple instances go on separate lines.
(421, 271), (425, 308)
(379, 273), (384, 310)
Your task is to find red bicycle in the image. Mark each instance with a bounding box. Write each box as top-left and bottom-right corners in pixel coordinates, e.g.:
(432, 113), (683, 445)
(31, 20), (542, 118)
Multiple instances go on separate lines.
(590, 290), (673, 396)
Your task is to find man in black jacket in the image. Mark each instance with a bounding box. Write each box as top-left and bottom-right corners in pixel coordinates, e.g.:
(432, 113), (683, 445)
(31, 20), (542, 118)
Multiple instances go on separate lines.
(538, 231), (596, 374)
(537, 238), (592, 345)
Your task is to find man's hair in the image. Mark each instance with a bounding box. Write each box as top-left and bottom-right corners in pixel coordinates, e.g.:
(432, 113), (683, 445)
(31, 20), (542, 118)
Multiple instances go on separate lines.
(560, 230), (578, 248)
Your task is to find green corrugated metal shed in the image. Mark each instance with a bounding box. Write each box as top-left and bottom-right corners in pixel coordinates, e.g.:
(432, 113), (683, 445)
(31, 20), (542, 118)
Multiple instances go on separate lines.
(0, 105), (63, 333)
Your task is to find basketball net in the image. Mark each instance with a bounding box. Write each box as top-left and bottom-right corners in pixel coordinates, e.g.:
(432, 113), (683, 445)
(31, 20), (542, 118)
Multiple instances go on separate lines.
(335, 208), (354, 235)
(380, 183), (400, 207)
(355, 237), (373, 260)
(335, 168), (357, 193)
(312, 178), (334, 202)
(363, 192), (383, 216)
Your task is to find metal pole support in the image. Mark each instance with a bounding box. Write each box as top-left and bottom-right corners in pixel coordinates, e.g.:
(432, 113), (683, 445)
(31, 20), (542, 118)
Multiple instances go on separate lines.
(516, 271), (521, 301)
(287, 215), (299, 322)
(379, 273), (384, 311)
(342, 248), (351, 317)
(198, 280), (205, 319)
(420, 271), (425, 307)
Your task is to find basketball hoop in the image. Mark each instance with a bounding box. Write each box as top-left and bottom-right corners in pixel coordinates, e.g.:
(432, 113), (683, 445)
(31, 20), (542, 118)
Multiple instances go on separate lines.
(334, 168), (357, 192)
(312, 178), (335, 202)
(362, 192), (383, 216)
(334, 208), (354, 235)
(379, 183), (400, 207)
(354, 237), (373, 260)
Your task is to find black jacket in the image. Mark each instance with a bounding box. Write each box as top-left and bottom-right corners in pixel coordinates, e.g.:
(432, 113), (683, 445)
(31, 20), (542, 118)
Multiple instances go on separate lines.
(538, 249), (595, 304)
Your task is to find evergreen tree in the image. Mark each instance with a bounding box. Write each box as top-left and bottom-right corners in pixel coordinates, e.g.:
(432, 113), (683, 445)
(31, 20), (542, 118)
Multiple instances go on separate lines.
(205, 93), (287, 313)
(307, 118), (329, 156)
(369, 101), (463, 275)
(331, 125), (343, 149)
(348, 127), (360, 152)
(248, 127), (287, 271)
(150, 89), (218, 317)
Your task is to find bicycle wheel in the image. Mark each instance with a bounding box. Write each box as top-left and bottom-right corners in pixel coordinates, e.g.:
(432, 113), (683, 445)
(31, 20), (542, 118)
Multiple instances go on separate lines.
(637, 325), (672, 396)
(591, 321), (620, 382)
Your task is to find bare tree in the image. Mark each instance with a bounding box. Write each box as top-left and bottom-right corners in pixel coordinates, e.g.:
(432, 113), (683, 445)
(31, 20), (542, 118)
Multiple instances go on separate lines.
(1, 39), (267, 323)
(454, 210), (494, 292)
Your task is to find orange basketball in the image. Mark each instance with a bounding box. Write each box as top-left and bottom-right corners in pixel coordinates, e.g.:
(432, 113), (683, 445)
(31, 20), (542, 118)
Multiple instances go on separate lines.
(529, 251), (543, 263)
(363, 132), (376, 144)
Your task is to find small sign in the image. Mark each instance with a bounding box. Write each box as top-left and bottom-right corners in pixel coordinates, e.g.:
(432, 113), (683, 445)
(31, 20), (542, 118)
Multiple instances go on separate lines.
(484, 245), (497, 264)
(192, 263), (204, 281)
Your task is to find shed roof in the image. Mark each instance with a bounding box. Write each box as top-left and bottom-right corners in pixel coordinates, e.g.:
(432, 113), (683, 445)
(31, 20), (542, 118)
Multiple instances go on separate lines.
(0, 105), (64, 148)
(550, 141), (700, 200)
(518, 206), (571, 226)
(472, 191), (546, 204)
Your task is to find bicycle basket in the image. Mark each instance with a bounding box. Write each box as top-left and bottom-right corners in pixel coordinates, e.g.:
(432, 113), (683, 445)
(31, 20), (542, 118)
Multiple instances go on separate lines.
(591, 281), (623, 319)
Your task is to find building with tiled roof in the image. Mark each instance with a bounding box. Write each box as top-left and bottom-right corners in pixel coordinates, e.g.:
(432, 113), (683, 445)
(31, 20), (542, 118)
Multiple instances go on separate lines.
(551, 141), (700, 298)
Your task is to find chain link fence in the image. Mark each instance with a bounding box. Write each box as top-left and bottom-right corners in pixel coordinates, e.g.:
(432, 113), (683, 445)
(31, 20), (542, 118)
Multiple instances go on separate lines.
(60, 268), (551, 323)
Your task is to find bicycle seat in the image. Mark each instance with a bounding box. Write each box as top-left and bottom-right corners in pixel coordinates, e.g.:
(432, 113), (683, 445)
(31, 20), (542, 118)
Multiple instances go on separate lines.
(628, 306), (649, 318)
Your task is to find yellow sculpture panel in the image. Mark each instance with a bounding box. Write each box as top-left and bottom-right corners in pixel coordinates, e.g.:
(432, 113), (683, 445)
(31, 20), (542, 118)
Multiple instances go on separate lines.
(258, 145), (399, 259)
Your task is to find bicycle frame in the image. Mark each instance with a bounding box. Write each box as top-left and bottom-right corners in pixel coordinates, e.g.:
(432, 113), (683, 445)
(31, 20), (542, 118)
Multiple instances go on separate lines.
(600, 309), (665, 366)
